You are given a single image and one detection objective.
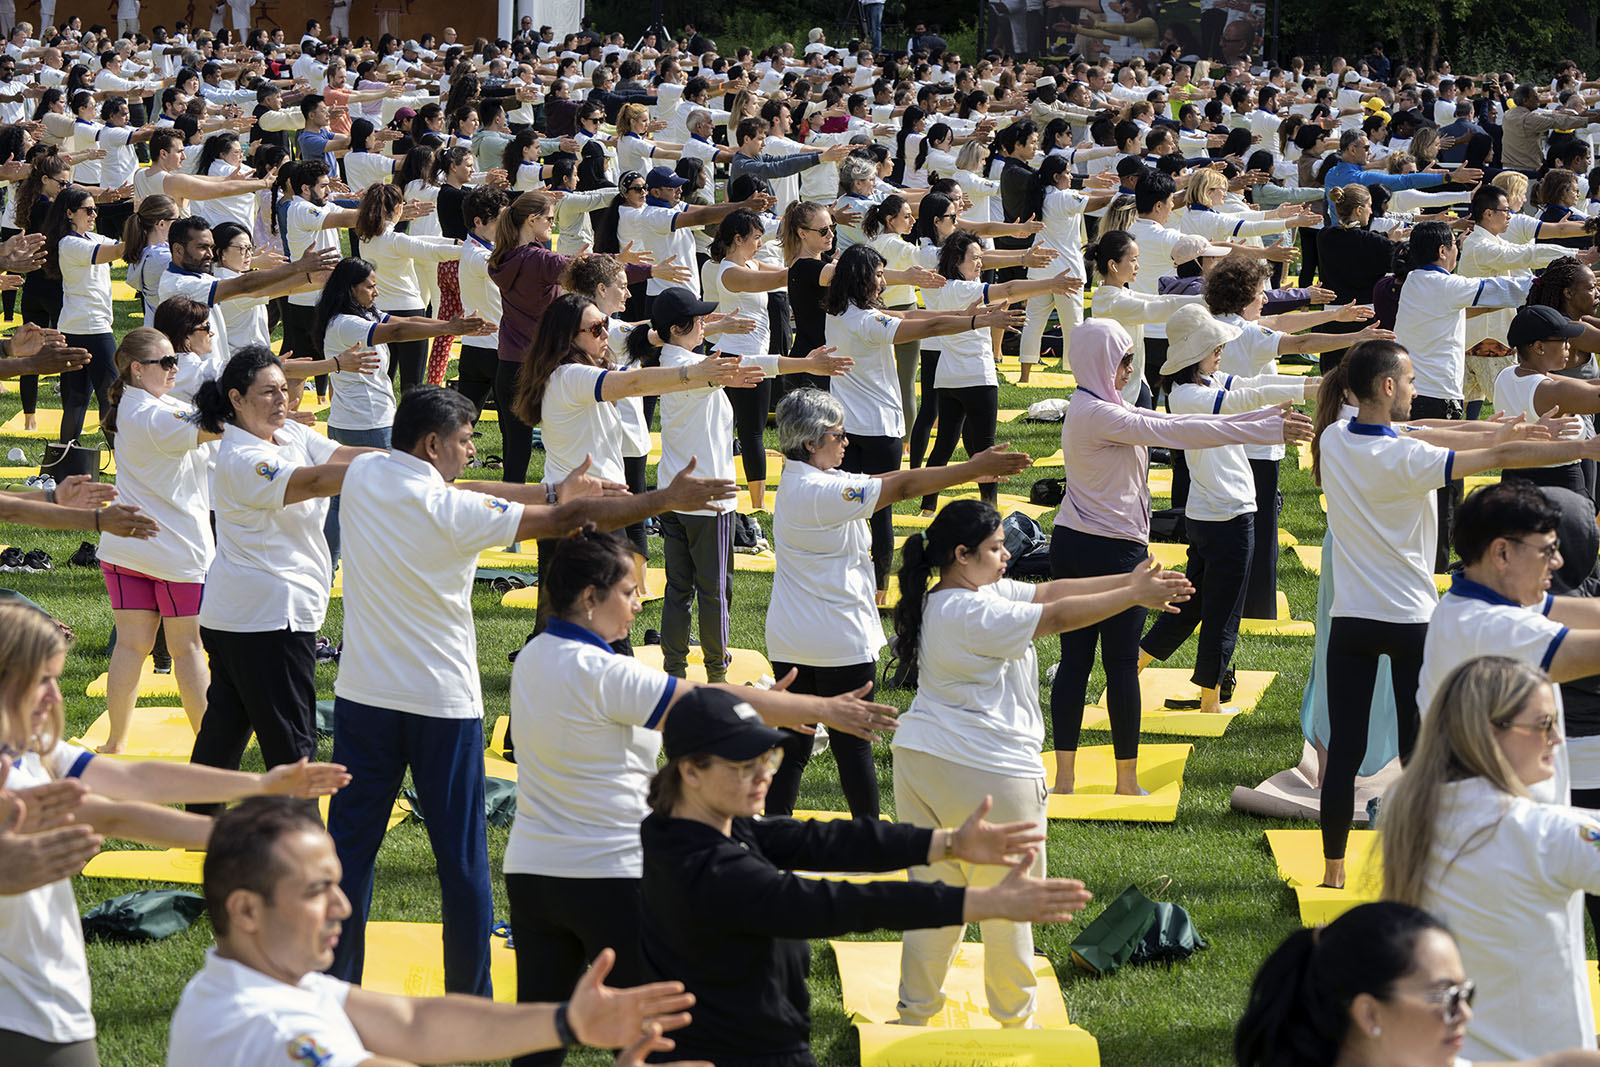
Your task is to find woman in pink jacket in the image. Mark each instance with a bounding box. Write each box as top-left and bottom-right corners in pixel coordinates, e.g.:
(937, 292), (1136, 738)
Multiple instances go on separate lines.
(1048, 319), (1313, 796)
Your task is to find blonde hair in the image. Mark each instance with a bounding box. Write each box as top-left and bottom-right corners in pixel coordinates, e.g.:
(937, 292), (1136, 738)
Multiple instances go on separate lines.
(1492, 169), (1529, 205)
(1103, 194), (1139, 235)
(1327, 183), (1372, 226)
(1381, 655), (1548, 908)
(1384, 150), (1416, 174)
(0, 602), (70, 755)
(779, 200), (830, 263)
(955, 139), (986, 173)
(617, 102), (650, 134)
(1185, 166), (1227, 206)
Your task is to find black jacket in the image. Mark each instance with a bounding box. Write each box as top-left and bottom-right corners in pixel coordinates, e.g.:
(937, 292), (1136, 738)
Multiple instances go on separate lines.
(639, 813), (965, 1064)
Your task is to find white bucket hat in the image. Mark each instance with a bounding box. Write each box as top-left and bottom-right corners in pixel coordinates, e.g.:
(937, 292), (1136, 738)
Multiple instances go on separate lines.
(1161, 303), (1243, 376)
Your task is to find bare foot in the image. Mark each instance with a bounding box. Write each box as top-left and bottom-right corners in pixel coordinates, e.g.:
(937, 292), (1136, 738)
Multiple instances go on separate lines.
(96, 741), (126, 755)
(23, 417), (37, 432)
(1050, 782), (1074, 795)
(875, 589), (888, 608)
(1114, 785), (1150, 797)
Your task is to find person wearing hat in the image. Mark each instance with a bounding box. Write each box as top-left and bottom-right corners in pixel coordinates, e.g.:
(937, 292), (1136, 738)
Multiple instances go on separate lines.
(1493, 304), (1597, 498)
(624, 283), (850, 682)
(639, 684), (1093, 1065)
(618, 165), (773, 307)
(1138, 303), (1319, 714)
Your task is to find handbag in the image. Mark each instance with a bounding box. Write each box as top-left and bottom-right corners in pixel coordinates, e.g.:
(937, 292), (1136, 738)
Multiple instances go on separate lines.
(82, 889), (205, 942)
(40, 440), (102, 482)
(1069, 878), (1207, 976)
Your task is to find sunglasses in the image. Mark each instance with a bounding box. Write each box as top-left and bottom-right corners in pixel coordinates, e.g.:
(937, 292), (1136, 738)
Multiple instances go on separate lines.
(1500, 714), (1561, 741)
(136, 355), (181, 370)
(581, 320), (608, 339)
(1414, 982), (1476, 1024)
(805, 224), (834, 235)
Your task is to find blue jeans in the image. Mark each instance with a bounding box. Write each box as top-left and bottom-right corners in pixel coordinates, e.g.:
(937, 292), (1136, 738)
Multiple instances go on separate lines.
(322, 425), (391, 570)
(864, 1), (884, 50)
(326, 698), (494, 996)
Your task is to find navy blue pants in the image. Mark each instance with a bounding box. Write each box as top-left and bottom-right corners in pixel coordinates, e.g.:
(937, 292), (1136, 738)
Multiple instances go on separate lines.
(326, 698), (493, 997)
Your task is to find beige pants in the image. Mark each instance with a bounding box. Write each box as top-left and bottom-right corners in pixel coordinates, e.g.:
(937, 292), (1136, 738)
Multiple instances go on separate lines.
(893, 747), (1048, 1027)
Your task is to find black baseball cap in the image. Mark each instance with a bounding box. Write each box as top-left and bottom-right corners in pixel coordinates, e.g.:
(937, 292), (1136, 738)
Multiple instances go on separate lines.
(663, 687), (787, 762)
(650, 286), (719, 336)
(1508, 304), (1585, 349)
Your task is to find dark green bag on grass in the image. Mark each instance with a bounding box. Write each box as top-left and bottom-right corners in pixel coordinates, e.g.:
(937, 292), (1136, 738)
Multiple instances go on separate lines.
(82, 889), (205, 942)
(1069, 881), (1207, 976)
(401, 778), (517, 829)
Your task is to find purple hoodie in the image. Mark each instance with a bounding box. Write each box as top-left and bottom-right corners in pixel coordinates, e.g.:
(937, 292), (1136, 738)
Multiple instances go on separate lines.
(1058, 319), (1289, 543)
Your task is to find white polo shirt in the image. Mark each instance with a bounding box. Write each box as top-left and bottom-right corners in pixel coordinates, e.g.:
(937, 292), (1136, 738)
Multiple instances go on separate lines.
(167, 949), (369, 1067)
(334, 449), (523, 717)
(96, 124), (141, 188)
(924, 279), (998, 389)
(342, 151), (396, 193)
(825, 303), (904, 438)
(1393, 264), (1531, 401)
(99, 389), (215, 583)
(201, 421), (342, 634)
(323, 313), (394, 432)
(56, 232), (116, 335)
(504, 619), (676, 879)
(284, 199), (341, 308)
(0, 743), (96, 1045)
(158, 264), (232, 364)
(766, 462), (885, 667)
(67, 118), (103, 184)
(1169, 373), (1304, 521)
(892, 578), (1046, 778)
(456, 235), (499, 345)
(657, 344), (780, 515)
(215, 266), (270, 351)
(1216, 313), (1288, 461)
(1031, 186), (1090, 278)
(194, 159), (256, 230)
(1319, 418), (1453, 623)
(618, 200), (699, 296)
(540, 362), (627, 485)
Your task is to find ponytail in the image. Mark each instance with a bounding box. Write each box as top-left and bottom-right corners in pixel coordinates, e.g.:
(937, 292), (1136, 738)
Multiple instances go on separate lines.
(889, 500), (1002, 681)
(862, 194), (907, 239)
(1309, 360), (1349, 488)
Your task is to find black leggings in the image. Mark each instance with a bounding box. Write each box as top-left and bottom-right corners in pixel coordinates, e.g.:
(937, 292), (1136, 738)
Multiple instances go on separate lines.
(1139, 514), (1253, 689)
(59, 332), (117, 443)
(765, 660), (880, 819)
(280, 302), (326, 397)
(1320, 616), (1428, 860)
(1503, 462), (1594, 500)
(1243, 458), (1281, 619)
(14, 289), (54, 414)
(907, 350), (941, 468)
(840, 432), (901, 590)
(622, 455), (650, 557)
(493, 360), (535, 484)
(727, 377), (772, 484)
(920, 385), (998, 512)
(384, 307), (429, 393)
(1297, 228), (1318, 288)
(1573, 784), (1600, 936)
(1048, 526), (1148, 760)
(455, 344), (498, 417)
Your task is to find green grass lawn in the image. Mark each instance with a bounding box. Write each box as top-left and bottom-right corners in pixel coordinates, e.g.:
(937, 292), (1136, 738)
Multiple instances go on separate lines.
(2, 269), (1336, 1067)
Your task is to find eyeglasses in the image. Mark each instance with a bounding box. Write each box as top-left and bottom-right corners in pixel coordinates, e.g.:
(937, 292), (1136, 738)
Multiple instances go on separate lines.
(1411, 982), (1476, 1024)
(229, 242), (253, 253)
(136, 355), (181, 370)
(804, 224), (834, 235)
(1500, 714), (1562, 742)
(581, 320), (608, 339)
(939, 213), (959, 222)
(718, 748), (784, 779)
(1510, 537), (1561, 562)
(79, 204), (98, 215)
(821, 429), (848, 441)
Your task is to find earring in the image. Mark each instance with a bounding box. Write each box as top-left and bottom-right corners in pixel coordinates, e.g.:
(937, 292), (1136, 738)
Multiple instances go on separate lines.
(1370, 1027), (1381, 1038)
(587, 607), (594, 622)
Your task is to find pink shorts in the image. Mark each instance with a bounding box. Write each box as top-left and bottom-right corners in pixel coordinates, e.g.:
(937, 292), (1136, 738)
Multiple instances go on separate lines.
(101, 562), (204, 618)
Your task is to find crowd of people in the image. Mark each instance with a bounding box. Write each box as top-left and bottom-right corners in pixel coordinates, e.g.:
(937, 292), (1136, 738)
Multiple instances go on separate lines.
(3, 7), (1600, 1066)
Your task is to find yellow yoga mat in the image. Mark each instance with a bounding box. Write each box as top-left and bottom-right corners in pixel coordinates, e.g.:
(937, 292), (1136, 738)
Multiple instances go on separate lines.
(1031, 451), (1064, 467)
(1238, 591), (1315, 638)
(1295, 446), (1313, 471)
(1290, 544), (1321, 573)
(72, 705), (193, 760)
(1590, 962), (1600, 1031)
(1, 408), (100, 437)
(485, 752), (517, 782)
(328, 564), (344, 599)
(1006, 371), (1077, 391)
(1275, 362), (1314, 376)
(500, 567), (666, 608)
(477, 546), (537, 569)
(1083, 668), (1277, 738)
(854, 1022), (1102, 1067)
(110, 278), (139, 304)
(488, 715), (510, 759)
(632, 644), (772, 686)
(360, 922), (519, 1003)
(1149, 468), (1173, 495)
(1266, 828), (1381, 926)
(737, 451), (786, 486)
(790, 811), (906, 883)
(85, 659), (195, 699)
(1146, 542), (1188, 569)
(1277, 528), (1298, 547)
(734, 550), (776, 573)
(998, 409), (1030, 422)
(1040, 744), (1191, 822)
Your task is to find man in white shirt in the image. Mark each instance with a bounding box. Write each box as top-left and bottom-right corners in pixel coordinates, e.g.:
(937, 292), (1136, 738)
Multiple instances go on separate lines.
(324, 386), (737, 997)
(1126, 171), (1189, 403)
(168, 797), (701, 1067)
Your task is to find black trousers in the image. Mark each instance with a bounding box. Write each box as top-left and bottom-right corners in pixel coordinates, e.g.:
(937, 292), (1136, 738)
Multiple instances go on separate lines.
(1320, 616), (1428, 860)
(384, 307), (429, 393)
(59, 332), (116, 443)
(727, 378), (772, 484)
(621, 454), (650, 557)
(505, 872), (642, 1067)
(0, 226), (17, 320)
(1143, 337), (1169, 397)
(840, 433), (901, 590)
(907, 350), (941, 469)
(1140, 514), (1253, 689)
(920, 385), (998, 512)
(765, 660), (880, 818)
(1502, 462), (1593, 500)
(494, 359), (536, 484)
(280, 302), (322, 396)
(1297, 229), (1319, 288)
(1409, 395), (1463, 572)
(12, 284), (50, 414)
(455, 344), (497, 417)
(1573, 784), (1600, 936)
(1048, 526), (1148, 759)
(1243, 458), (1281, 619)
(188, 626), (318, 816)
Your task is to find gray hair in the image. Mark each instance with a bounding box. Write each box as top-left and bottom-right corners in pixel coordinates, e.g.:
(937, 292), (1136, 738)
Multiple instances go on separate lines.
(687, 108), (713, 133)
(776, 387), (845, 461)
(838, 154), (876, 190)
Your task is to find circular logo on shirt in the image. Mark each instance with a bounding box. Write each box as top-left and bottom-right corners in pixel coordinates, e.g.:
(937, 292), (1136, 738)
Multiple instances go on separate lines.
(484, 497), (510, 513)
(285, 1034), (333, 1066)
(254, 461), (281, 482)
(841, 486), (865, 503)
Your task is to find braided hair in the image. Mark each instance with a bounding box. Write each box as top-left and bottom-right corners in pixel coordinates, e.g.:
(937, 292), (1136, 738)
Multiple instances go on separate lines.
(1526, 255), (1589, 314)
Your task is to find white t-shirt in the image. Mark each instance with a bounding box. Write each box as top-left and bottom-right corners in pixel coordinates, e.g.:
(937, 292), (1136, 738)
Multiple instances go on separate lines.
(457, 235), (500, 342)
(540, 362), (627, 485)
(99, 389), (214, 582)
(655, 343), (774, 516)
(215, 266), (270, 351)
(96, 123), (141, 188)
(167, 950), (370, 1067)
(334, 449), (523, 717)
(342, 150), (396, 193)
(201, 421), (342, 634)
(1127, 217), (1185, 340)
(56, 232), (116, 334)
(503, 619), (675, 879)
(712, 260), (771, 356)
(925, 279), (998, 389)
(893, 578), (1046, 778)
(285, 199), (341, 308)
(0, 742), (96, 1044)
(1032, 186), (1090, 278)
(1319, 418), (1453, 623)
(1169, 373), (1304, 521)
(766, 462), (886, 667)
(363, 228), (459, 311)
(323, 313), (395, 432)
(193, 159), (256, 230)
(825, 303), (905, 438)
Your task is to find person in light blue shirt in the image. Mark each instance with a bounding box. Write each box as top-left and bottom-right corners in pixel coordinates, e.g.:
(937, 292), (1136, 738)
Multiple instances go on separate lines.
(1319, 130), (1481, 219)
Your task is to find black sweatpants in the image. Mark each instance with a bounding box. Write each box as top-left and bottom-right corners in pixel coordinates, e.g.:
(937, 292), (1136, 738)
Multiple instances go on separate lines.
(907, 349), (941, 469)
(840, 433), (901, 590)
(1502, 462), (1593, 500)
(1409, 395), (1463, 572)
(1320, 616), (1428, 860)
(765, 660), (880, 819)
(920, 384), (998, 512)
(59, 332), (116, 443)
(188, 626), (318, 817)
(1242, 458), (1281, 619)
(1048, 526), (1148, 759)
(455, 343), (497, 417)
(384, 307), (429, 393)
(505, 872), (642, 1067)
(1139, 514), (1253, 689)
(727, 378), (772, 485)
(494, 360), (536, 484)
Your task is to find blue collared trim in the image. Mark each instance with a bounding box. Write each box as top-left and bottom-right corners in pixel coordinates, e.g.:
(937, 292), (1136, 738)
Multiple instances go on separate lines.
(545, 617), (616, 653)
(1471, 280), (1486, 307)
(1212, 390), (1225, 414)
(1443, 449), (1456, 484)
(1542, 627), (1571, 671)
(1189, 203), (1215, 212)
(645, 676), (677, 729)
(1447, 572), (1523, 607)
(468, 233), (492, 249)
(1346, 419), (1398, 437)
(1544, 592), (1556, 617)
(645, 194), (673, 208)
(1416, 264), (1451, 274)
(593, 368), (609, 401)
(165, 263), (202, 277)
(66, 751), (94, 778)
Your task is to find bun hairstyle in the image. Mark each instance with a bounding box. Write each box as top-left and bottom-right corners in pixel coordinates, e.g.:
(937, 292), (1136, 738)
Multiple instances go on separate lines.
(193, 345), (284, 434)
(1085, 228), (1136, 275)
(890, 499), (1002, 681)
(1326, 184), (1371, 227)
(709, 207), (763, 263)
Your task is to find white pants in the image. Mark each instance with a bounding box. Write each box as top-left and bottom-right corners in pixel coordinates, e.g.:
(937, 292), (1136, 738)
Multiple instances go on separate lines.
(0, 1), (14, 36)
(228, 0), (252, 35)
(892, 747), (1048, 1027)
(330, 3), (349, 36)
(1019, 288), (1084, 365)
(209, 2), (227, 32)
